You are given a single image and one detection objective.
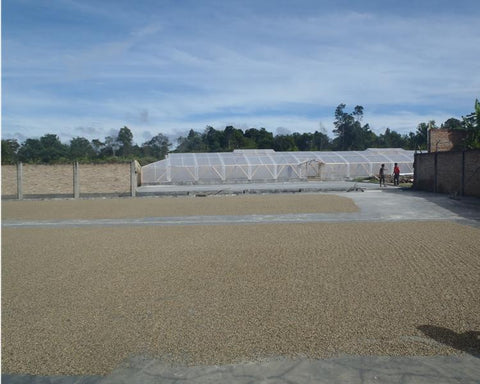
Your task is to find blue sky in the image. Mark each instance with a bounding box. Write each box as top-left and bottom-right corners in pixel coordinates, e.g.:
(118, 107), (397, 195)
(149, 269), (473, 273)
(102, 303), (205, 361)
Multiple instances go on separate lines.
(2, 0), (479, 145)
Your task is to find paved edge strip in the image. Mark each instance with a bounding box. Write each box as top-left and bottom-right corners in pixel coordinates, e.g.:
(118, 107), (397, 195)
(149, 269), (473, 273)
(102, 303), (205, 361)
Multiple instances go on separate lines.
(3, 355), (480, 384)
(1, 374), (104, 384)
(2, 213), (471, 229)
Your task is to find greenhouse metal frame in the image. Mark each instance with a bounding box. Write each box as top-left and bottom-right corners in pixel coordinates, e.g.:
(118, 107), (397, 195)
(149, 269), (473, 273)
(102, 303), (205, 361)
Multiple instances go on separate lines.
(141, 148), (415, 185)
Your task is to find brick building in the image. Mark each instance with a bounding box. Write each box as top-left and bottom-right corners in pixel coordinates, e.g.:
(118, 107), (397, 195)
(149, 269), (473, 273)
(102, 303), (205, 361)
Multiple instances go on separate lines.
(427, 128), (467, 152)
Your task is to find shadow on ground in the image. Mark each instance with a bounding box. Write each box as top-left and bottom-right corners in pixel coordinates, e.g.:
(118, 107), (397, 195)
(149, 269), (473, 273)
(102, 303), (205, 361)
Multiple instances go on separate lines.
(418, 325), (480, 357)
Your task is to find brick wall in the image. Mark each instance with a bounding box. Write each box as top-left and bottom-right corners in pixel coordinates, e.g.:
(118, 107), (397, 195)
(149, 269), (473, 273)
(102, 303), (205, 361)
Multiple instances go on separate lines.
(413, 153), (435, 192)
(427, 128), (467, 152)
(1, 163), (132, 198)
(464, 151), (480, 197)
(414, 149), (480, 197)
(436, 152), (463, 194)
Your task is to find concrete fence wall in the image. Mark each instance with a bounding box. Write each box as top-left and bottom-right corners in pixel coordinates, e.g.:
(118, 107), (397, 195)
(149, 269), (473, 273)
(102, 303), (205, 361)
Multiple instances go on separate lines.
(2, 165), (19, 196)
(1, 162), (139, 199)
(414, 149), (480, 197)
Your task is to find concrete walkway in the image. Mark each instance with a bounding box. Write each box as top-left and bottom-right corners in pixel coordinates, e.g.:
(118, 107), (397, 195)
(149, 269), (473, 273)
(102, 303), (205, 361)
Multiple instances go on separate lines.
(3, 355), (480, 383)
(100, 355), (480, 384)
(4, 188), (480, 229)
(136, 180), (378, 196)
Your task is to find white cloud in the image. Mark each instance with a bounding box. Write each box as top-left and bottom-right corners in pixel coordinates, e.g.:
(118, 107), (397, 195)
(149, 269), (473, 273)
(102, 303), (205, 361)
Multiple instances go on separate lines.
(3, 3), (479, 143)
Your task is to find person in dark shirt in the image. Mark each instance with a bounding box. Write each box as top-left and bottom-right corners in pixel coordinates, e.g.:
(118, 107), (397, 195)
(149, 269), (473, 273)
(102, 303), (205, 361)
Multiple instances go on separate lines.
(379, 164), (386, 187)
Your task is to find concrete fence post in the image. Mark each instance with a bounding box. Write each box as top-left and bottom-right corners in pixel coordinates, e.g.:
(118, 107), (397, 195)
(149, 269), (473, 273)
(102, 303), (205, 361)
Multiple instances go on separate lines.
(17, 162), (23, 200)
(73, 162), (80, 198)
(130, 161), (136, 197)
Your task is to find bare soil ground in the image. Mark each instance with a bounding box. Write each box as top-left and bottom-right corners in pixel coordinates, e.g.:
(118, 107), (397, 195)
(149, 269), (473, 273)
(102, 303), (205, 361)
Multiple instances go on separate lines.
(1, 194), (358, 220)
(2, 220), (479, 375)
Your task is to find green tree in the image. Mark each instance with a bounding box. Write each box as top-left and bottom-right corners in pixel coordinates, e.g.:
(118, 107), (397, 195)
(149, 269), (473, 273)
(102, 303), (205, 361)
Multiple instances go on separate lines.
(176, 129), (206, 152)
(244, 128), (274, 149)
(353, 123), (377, 149)
(376, 128), (405, 148)
(332, 103), (351, 150)
(91, 139), (104, 155)
(332, 104), (371, 150)
(104, 136), (120, 157)
(404, 132), (417, 150)
(222, 126), (245, 150)
(364, 125), (379, 148)
(273, 135), (298, 151)
(17, 138), (43, 162)
(312, 130), (331, 150)
(117, 126), (133, 156)
(69, 137), (96, 160)
(142, 133), (171, 159)
(413, 121), (437, 150)
(1, 139), (20, 164)
(40, 134), (69, 160)
(292, 132), (313, 151)
(441, 117), (463, 130)
(203, 126), (225, 152)
(463, 98), (480, 149)
(17, 134), (68, 163)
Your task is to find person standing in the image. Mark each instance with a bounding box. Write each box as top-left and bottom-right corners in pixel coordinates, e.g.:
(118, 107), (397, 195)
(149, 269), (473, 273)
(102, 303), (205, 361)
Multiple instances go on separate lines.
(393, 163), (400, 186)
(379, 164), (386, 187)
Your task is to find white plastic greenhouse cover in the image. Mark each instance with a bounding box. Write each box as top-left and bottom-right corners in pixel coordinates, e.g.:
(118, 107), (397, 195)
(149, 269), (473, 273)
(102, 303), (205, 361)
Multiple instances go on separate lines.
(141, 148), (415, 185)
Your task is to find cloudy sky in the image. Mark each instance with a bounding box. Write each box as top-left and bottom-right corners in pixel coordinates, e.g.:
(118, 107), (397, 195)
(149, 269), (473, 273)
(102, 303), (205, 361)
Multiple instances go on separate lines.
(2, 0), (479, 145)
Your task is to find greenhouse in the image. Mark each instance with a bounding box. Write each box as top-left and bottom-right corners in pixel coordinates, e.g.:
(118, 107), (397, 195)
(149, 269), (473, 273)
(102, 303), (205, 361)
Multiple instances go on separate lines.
(141, 148), (415, 185)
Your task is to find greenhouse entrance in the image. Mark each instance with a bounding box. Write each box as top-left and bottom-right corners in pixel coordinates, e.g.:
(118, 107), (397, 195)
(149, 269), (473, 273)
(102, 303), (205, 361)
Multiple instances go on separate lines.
(300, 159), (324, 180)
(141, 148), (414, 185)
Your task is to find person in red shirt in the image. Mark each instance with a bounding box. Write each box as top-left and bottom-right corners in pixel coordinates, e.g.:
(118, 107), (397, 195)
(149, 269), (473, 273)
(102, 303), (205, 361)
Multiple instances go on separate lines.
(393, 163), (400, 186)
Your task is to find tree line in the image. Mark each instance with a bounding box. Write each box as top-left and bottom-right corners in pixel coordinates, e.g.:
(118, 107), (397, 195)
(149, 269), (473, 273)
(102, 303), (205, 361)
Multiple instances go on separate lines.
(1, 127), (171, 166)
(2, 101), (479, 165)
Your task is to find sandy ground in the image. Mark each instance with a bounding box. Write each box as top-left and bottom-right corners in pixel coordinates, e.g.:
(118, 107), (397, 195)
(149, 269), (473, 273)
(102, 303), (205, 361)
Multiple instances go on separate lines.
(1, 194), (358, 220)
(2, 220), (479, 375)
